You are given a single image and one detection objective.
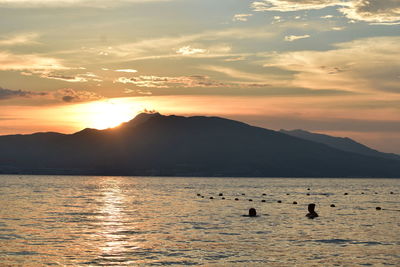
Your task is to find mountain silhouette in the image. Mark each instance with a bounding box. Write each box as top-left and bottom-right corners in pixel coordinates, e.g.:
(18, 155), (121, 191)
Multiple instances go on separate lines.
(280, 129), (400, 161)
(0, 113), (399, 177)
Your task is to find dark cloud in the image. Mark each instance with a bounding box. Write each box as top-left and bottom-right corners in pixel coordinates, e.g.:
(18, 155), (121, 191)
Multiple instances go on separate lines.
(56, 88), (103, 103)
(0, 87), (47, 100)
(0, 87), (103, 103)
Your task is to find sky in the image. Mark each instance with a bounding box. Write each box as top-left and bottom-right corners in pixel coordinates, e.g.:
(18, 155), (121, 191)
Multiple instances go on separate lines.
(0, 0), (399, 153)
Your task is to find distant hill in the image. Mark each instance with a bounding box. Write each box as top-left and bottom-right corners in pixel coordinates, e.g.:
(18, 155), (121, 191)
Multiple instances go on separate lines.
(0, 113), (399, 177)
(280, 129), (400, 161)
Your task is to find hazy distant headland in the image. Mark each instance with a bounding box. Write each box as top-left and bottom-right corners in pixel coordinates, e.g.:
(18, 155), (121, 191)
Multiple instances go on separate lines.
(0, 113), (399, 177)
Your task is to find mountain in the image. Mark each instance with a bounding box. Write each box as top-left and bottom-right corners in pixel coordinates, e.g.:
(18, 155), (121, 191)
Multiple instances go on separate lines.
(280, 129), (400, 161)
(0, 113), (399, 177)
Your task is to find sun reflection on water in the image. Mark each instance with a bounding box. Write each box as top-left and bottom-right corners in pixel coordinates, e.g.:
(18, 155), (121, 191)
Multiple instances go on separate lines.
(96, 178), (141, 263)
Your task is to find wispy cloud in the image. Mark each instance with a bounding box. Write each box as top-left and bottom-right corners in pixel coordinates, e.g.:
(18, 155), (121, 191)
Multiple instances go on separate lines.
(339, 0), (400, 24)
(115, 74), (272, 89)
(264, 36), (400, 93)
(176, 46), (207, 56)
(0, 86), (103, 103)
(233, 14), (253, 22)
(202, 65), (286, 85)
(124, 88), (152, 95)
(115, 75), (228, 88)
(40, 73), (89, 83)
(0, 51), (66, 71)
(80, 27), (274, 61)
(115, 69), (138, 73)
(0, 33), (39, 46)
(0, 87), (47, 100)
(22, 70), (102, 83)
(284, 34), (311, 42)
(251, 0), (343, 12)
(252, 0), (400, 24)
(56, 88), (103, 102)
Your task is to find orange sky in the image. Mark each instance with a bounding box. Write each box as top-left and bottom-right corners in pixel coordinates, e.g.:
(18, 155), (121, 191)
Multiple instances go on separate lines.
(0, 0), (399, 153)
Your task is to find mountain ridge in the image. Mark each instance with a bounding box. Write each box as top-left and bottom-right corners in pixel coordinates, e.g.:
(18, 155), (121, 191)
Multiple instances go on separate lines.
(0, 113), (399, 177)
(280, 129), (400, 161)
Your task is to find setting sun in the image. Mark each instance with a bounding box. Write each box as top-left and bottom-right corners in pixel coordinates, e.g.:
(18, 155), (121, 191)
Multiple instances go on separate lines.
(80, 100), (139, 130)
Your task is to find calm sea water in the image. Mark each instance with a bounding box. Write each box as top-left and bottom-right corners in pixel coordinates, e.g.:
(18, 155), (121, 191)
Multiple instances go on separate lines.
(0, 175), (399, 266)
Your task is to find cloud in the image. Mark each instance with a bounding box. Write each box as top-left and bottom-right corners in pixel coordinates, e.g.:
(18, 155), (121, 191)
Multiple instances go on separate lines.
(264, 36), (400, 93)
(0, 87), (47, 100)
(22, 70), (102, 83)
(202, 65), (286, 85)
(339, 0), (400, 24)
(284, 34), (311, 41)
(233, 14), (253, 22)
(82, 27), (273, 61)
(251, 0), (400, 24)
(0, 86), (103, 103)
(0, 33), (39, 46)
(224, 56), (246, 62)
(115, 75), (228, 88)
(116, 70), (276, 89)
(124, 88), (152, 95)
(251, 0), (342, 12)
(40, 73), (89, 83)
(115, 69), (138, 73)
(176, 46), (207, 56)
(0, 52), (67, 71)
(56, 88), (103, 103)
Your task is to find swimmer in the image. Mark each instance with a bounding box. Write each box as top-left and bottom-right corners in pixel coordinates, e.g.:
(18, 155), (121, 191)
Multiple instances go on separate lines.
(243, 208), (258, 217)
(306, 203), (319, 219)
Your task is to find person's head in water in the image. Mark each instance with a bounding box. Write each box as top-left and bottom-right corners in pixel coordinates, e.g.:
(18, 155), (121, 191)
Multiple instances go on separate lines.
(308, 203), (316, 212)
(306, 203), (319, 219)
(249, 208), (257, 217)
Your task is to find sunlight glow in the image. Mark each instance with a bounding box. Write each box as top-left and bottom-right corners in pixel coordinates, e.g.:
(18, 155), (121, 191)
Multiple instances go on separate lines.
(80, 100), (140, 130)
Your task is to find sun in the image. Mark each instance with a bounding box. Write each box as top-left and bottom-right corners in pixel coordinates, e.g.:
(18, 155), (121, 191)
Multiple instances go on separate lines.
(82, 100), (138, 130)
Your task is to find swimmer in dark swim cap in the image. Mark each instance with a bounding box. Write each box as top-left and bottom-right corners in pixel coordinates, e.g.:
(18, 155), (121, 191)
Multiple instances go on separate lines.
(243, 208), (258, 217)
(306, 203), (319, 219)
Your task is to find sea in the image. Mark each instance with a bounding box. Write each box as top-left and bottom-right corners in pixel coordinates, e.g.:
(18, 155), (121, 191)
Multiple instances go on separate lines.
(0, 175), (399, 266)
